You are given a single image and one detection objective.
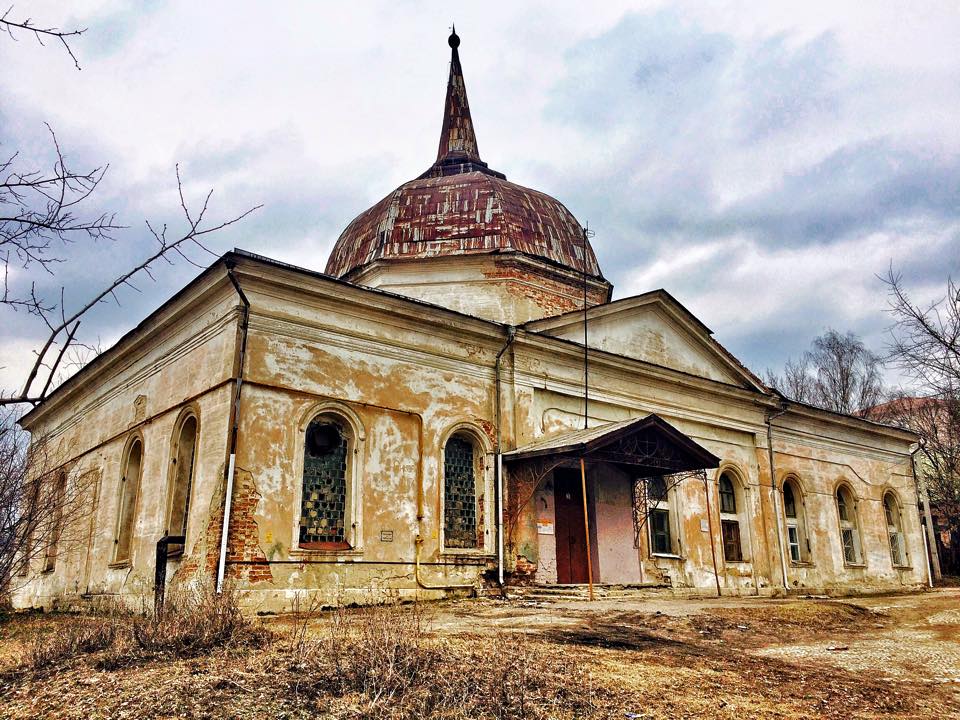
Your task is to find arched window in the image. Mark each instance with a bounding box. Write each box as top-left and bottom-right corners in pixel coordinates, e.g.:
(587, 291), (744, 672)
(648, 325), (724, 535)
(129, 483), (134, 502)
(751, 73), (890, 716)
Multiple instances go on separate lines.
(166, 413), (198, 554)
(114, 437), (143, 564)
(444, 433), (480, 549)
(42, 470), (67, 573)
(782, 478), (810, 563)
(718, 471), (743, 562)
(299, 416), (351, 550)
(835, 484), (863, 565)
(884, 492), (908, 567)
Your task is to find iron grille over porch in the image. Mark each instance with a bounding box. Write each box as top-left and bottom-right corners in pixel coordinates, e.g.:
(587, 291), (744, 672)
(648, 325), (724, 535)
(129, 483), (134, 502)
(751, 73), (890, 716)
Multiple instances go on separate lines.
(502, 414), (720, 475)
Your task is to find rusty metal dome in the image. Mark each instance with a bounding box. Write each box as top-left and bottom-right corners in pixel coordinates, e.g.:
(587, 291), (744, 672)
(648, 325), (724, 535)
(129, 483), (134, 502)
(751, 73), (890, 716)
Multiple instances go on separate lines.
(325, 31), (605, 282)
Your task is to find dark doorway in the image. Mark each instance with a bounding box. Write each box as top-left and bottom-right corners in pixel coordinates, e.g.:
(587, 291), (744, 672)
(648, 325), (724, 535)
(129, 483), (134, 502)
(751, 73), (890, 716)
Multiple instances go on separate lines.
(554, 468), (589, 584)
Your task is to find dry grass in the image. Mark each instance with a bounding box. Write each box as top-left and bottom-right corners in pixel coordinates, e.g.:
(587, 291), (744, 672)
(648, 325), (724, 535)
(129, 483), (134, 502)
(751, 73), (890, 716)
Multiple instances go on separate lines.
(18, 586), (268, 675)
(1, 593), (959, 719)
(278, 598), (594, 719)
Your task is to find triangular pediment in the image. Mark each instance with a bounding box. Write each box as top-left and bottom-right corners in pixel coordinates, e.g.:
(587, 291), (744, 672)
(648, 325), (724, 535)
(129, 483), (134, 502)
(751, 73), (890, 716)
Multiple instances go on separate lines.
(524, 290), (765, 391)
(504, 414), (720, 474)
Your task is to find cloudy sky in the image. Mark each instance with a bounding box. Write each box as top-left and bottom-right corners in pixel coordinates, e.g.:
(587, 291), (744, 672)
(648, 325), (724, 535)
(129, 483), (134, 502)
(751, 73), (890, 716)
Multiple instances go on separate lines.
(2, 0), (958, 395)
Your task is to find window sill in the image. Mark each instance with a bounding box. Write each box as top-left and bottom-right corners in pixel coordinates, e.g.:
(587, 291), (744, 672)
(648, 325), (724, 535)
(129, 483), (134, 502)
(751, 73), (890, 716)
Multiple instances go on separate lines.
(440, 549), (495, 559)
(893, 564), (912, 570)
(724, 559), (751, 565)
(790, 561), (814, 568)
(290, 547), (363, 558)
(650, 552), (684, 561)
(108, 560), (131, 569)
(843, 562), (867, 569)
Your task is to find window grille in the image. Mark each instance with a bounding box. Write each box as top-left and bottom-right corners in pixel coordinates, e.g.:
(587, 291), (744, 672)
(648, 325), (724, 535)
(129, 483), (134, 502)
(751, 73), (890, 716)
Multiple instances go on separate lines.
(299, 421), (348, 546)
(444, 436), (478, 548)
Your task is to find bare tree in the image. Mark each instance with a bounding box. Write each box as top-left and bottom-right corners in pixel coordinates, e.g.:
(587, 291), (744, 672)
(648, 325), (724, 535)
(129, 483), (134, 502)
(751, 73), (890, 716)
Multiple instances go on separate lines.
(0, 407), (98, 600)
(763, 355), (813, 404)
(882, 270), (960, 574)
(1, 9), (261, 407)
(765, 329), (885, 415)
(0, 8), (260, 595)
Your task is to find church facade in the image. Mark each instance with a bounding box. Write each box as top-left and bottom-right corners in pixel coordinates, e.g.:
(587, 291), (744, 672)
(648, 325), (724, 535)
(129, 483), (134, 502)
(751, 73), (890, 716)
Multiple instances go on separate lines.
(13, 33), (929, 612)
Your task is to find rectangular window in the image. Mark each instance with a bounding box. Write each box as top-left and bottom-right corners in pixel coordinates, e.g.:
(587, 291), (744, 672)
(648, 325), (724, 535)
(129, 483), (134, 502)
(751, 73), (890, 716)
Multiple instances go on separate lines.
(787, 525), (801, 563)
(841, 528), (859, 564)
(721, 519), (742, 562)
(650, 508), (672, 555)
(889, 532), (906, 566)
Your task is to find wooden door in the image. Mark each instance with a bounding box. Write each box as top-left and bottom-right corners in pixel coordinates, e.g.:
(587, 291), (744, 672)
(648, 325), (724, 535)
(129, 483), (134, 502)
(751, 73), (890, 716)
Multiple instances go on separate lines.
(554, 469), (589, 584)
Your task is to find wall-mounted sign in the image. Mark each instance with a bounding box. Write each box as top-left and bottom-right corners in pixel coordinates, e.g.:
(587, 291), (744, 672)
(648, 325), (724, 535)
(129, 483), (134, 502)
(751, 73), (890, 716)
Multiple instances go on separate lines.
(537, 519), (555, 535)
(380, 530), (394, 542)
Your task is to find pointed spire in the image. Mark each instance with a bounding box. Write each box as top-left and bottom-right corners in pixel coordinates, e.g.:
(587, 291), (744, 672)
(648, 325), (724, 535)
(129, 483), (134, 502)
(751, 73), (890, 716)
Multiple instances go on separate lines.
(436, 25), (482, 164)
(419, 27), (505, 180)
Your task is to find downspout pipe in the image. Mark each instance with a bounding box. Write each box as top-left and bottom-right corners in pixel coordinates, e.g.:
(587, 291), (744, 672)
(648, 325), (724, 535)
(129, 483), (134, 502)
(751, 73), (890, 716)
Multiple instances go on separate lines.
(217, 262), (249, 594)
(494, 326), (517, 588)
(765, 401), (790, 593)
(911, 444), (942, 584)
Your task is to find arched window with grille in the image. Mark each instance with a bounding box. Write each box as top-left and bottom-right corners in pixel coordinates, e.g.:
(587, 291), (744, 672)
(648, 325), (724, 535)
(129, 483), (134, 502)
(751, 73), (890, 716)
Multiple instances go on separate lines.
(883, 491), (908, 567)
(835, 484), (863, 565)
(299, 415), (352, 550)
(718, 471), (744, 562)
(113, 436), (143, 564)
(443, 433), (480, 549)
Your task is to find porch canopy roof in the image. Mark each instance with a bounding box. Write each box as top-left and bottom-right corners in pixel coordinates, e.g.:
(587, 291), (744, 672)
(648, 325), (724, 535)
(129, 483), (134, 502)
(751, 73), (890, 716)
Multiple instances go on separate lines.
(502, 414), (720, 476)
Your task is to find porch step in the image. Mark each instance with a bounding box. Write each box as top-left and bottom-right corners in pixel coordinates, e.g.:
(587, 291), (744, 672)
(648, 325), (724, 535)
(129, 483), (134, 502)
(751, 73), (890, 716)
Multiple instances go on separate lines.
(506, 582), (672, 602)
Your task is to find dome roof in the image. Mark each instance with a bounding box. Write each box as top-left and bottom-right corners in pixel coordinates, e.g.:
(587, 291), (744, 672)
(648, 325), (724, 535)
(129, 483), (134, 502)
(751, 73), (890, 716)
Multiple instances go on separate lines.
(325, 29), (605, 282)
(325, 171), (603, 280)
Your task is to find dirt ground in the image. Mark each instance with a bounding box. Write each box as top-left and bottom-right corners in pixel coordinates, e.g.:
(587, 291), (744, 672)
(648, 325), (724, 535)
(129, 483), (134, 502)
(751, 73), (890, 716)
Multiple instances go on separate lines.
(1, 588), (958, 719)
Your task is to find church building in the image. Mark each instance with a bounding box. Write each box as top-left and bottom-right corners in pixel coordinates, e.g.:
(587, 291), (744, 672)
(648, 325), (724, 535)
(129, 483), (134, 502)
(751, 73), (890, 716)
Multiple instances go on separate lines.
(14, 31), (929, 611)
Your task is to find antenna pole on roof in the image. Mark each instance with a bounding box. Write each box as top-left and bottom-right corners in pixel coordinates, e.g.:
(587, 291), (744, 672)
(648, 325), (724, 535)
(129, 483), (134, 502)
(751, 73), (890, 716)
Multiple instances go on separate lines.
(582, 223), (594, 431)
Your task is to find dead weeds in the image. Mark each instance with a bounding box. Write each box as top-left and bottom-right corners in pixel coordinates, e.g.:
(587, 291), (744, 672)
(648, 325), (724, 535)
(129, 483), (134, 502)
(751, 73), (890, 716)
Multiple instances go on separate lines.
(0, 594), (957, 719)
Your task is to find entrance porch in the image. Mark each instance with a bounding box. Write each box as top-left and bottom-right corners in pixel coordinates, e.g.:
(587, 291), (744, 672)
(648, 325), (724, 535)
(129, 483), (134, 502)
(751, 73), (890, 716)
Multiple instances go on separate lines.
(504, 415), (720, 588)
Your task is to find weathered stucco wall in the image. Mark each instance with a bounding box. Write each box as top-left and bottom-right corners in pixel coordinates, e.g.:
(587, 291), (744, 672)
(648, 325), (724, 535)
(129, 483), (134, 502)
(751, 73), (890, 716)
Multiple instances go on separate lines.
(13, 255), (926, 612)
(352, 254), (609, 325)
(13, 272), (240, 609)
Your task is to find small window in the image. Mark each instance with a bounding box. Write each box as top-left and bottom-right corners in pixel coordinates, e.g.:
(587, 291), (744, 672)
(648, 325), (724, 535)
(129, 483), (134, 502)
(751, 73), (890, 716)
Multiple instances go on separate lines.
(646, 475), (678, 556)
(835, 485), (862, 565)
(42, 471), (67, 573)
(443, 435), (479, 549)
(114, 437), (144, 564)
(166, 414), (198, 554)
(648, 475), (668, 503)
(299, 418), (350, 549)
(718, 471), (744, 562)
(721, 519), (742, 562)
(650, 508), (672, 554)
(782, 479), (810, 564)
(884, 492), (908, 567)
(719, 475), (737, 514)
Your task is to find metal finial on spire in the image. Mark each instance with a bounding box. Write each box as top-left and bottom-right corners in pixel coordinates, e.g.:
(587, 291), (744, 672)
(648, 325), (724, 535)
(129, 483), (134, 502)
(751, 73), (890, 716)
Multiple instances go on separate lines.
(449, 23), (460, 48)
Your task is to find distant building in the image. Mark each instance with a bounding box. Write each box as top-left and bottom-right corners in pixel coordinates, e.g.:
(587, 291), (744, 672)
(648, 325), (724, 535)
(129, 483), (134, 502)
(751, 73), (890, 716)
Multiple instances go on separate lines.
(14, 32), (928, 611)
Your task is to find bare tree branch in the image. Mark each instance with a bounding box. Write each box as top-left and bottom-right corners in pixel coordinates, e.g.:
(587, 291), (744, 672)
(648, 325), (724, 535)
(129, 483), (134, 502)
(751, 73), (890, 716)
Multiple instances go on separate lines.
(0, 6), (85, 70)
(1, 168), (261, 407)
